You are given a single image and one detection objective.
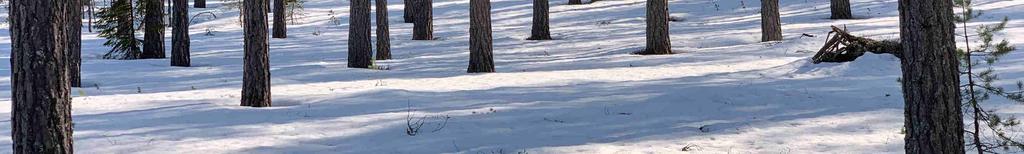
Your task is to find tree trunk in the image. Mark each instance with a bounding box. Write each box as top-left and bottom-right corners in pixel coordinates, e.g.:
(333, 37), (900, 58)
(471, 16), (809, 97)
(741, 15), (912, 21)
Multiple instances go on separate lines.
(241, 0), (272, 107)
(568, 0), (582, 5)
(195, 0), (205, 8)
(375, 0), (392, 60)
(760, 0), (781, 42)
(142, 0), (166, 59)
(349, 0), (373, 68)
(898, 0), (965, 153)
(272, 0), (286, 38)
(829, 0), (852, 19)
(468, 0), (495, 73)
(89, 0), (95, 33)
(67, 0), (83, 87)
(527, 0), (551, 40)
(403, 0), (414, 23)
(412, 0), (433, 40)
(172, 0), (191, 67)
(10, 0), (75, 153)
(637, 0), (671, 55)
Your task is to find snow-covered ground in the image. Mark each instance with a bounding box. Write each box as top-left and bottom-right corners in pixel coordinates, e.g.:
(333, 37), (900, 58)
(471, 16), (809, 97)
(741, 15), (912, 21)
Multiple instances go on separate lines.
(1, 0), (1023, 153)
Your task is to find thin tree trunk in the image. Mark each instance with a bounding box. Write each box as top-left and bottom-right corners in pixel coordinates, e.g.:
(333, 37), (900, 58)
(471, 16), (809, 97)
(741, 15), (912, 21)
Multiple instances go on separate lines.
(142, 0), (166, 59)
(568, 0), (582, 5)
(349, 0), (373, 68)
(527, 0), (551, 40)
(412, 0), (433, 40)
(172, 0), (191, 67)
(760, 0), (781, 42)
(637, 0), (671, 55)
(468, 0), (494, 73)
(10, 0), (75, 152)
(241, 0), (272, 107)
(403, 0), (414, 23)
(89, 0), (95, 33)
(68, 0), (83, 87)
(829, 0), (852, 19)
(898, 0), (965, 153)
(375, 0), (392, 60)
(272, 0), (286, 38)
(195, 0), (205, 8)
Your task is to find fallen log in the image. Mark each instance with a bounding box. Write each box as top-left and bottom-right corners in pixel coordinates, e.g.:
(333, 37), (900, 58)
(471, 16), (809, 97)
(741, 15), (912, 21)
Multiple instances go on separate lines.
(811, 26), (902, 63)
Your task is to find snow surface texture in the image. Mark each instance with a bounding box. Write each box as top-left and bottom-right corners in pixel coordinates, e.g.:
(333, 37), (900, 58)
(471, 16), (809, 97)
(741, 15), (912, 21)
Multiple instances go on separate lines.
(1, 0), (1023, 153)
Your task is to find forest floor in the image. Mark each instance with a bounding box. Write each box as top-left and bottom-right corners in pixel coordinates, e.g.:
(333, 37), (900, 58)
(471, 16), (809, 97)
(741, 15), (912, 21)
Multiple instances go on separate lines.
(1, 0), (1024, 153)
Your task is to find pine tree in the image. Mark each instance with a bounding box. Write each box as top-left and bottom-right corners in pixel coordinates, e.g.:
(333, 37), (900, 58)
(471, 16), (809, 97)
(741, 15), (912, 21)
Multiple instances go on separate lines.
(10, 0), (75, 152)
(412, 0), (433, 40)
(172, 0), (191, 67)
(273, 0), (287, 38)
(403, 0), (414, 23)
(467, 0), (495, 73)
(349, 0), (373, 68)
(636, 0), (672, 55)
(569, 0), (582, 5)
(241, 0), (272, 107)
(829, 0), (852, 19)
(526, 0), (551, 40)
(67, 0), (83, 87)
(195, 0), (206, 8)
(141, 0), (167, 59)
(375, 0), (392, 60)
(760, 0), (781, 42)
(97, 0), (143, 59)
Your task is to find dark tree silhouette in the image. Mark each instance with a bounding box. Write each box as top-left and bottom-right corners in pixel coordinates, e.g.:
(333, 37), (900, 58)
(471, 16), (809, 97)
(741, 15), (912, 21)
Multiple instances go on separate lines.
(569, 0), (582, 5)
(67, 0), (83, 87)
(412, 0), (433, 40)
(527, 0), (551, 40)
(196, 0), (206, 8)
(241, 0), (272, 107)
(637, 0), (672, 55)
(760, 0), (782, 42)
(349, 0), (373, 68)
(142, 0), (167, 59)
(468, 0), (495, 73)
(10, 0), (74, 152)
(830, 0), (852, 19)
(172, 0), (191, 67)
(376, 0), (392, 60)
(403, 0), (414, 23)
(273, 0), (287, 38)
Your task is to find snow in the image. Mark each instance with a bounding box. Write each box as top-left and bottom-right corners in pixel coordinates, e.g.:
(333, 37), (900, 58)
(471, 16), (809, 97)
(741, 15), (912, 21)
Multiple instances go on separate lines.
(1, 0), (1023, 153)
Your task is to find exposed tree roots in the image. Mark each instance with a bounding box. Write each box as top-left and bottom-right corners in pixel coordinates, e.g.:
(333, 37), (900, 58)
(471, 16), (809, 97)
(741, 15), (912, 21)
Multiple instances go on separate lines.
(812, 26), (902, 63)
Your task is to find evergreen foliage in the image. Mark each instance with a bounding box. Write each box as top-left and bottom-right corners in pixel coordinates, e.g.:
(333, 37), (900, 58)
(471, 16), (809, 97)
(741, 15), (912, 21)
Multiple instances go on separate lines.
(96, 0), (143, 59)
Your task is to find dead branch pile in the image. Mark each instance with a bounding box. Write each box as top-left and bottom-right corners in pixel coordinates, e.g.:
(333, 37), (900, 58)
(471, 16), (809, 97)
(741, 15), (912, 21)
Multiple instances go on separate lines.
(811, 26), (902, 63)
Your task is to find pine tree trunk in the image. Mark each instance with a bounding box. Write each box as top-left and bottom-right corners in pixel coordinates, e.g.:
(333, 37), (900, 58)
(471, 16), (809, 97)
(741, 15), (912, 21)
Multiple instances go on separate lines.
(898, 0), (965, 153)
(638, 0), (671, 55)
(10, 0), (75, 152)
(195, 0), (205, 8)
(241, 0), (272, 107)
(375, 0), (392, 60)
(349, 0), (373, 68)
(829, 0), (852, 19)
(116, 0), (143, 59)
(142, 0), (166, 59)
(468, 0), (495, 73)
(760, 0), (782, 42)
(412, 0), (433, 40)
(67, 0), (83, 87)
(403, 0), (414, 23)
(172, 0), (191, 67)
(568, 0), (582, 5)
(527, 0), (551, 40)
(272, 0), (287, 38)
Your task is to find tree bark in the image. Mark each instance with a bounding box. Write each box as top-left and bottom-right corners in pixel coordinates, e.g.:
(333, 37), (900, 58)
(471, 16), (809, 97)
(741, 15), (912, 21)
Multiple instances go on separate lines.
(468, 0), (495, 73)
(172, 0), (191, 67)
(272, 0), (287, 38)
(760, 0), (781, 42)
(637, 0), (671, 55)
(349, 0), (373, 68)
(412, 0), (433, 40)
(898, 0), (965, 153)
(527, 0), (551, 40)
(67, 0), (83, 87)
(375, 0), (392, 60)
(568, 0), (582, 5)
(242, 0), (272, 107)
(403, 0), (414, 23)
(10, 0), (75, 153)
(195, 0), (206, 8)
(829, 0), (852, 19)
(142, 0), (166, 59)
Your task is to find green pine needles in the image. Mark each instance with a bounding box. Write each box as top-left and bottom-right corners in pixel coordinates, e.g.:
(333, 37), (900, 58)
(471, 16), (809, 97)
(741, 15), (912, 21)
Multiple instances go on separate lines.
(96, 0), (143, 59)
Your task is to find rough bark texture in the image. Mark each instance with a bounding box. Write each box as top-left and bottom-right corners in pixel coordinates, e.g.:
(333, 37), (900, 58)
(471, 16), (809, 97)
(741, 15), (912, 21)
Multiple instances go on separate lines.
(830, 0), (852, 19)
(375, 0), (392, 60)
(142, 0), (166, 59)
(527, 0), (551, 40)
(637, 0), (672, 55)
(468, 0), (495, 73)
(898, 0), (965, 153)
(569, 0), (582, 5)
(195, 0), (206, 8)
(760, 0), (782, 42)
(403, 0), (414, 23)
(242, 0), (272, 107)
(10, 0), (75, 153)
(412, 0), (433, 40)
(67, 0), (83, 87)
(272, 0), (287, 38)
(172, 0), (191, 67)
(349, 0), (373, 68)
